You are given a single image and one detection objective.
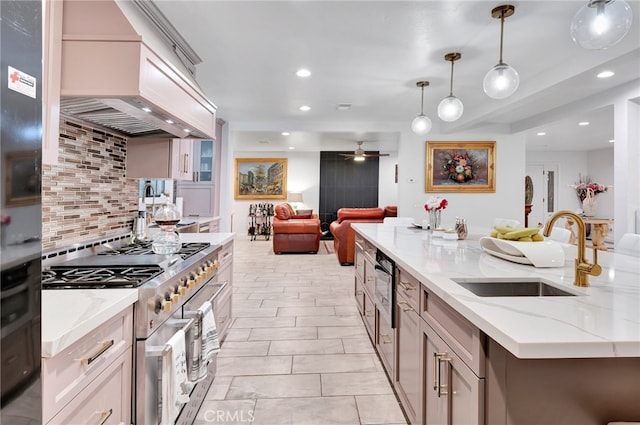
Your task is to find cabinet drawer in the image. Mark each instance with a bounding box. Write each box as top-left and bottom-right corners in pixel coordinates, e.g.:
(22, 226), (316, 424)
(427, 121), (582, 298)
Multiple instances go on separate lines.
(354, 276), (364, 315)
(355, 249), (365, 282)
(376, 309), (395, 379)
(395, 266), (420, 312)
(214, 286), (232, 342)
(421, 286), (485, 377)
(42, 306), (133, 423)
(218, 242), (233, 270)
(362, 289), (375, 341)
(48, 346), (132, 425)
(363, 258), (375, 299)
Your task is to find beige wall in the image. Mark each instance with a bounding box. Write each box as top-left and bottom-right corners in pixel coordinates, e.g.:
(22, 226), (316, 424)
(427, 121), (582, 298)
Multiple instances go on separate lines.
(41, 118), (138, 251)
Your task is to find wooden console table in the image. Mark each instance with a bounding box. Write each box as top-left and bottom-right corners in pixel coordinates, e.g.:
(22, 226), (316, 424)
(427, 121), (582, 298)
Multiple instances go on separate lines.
(564, 217), (614, 251)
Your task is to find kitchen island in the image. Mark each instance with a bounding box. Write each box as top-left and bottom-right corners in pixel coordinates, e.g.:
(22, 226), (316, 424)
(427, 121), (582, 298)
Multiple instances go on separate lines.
(352, 223), (639, 425)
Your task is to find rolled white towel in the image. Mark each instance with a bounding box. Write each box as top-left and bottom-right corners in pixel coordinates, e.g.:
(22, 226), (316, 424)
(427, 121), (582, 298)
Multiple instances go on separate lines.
(161, 329), (191, 425)
(199, 301), (221, 367)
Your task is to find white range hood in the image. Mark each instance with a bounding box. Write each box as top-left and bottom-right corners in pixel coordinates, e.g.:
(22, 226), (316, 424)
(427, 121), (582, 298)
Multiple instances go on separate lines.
(59, 0), (216, 139)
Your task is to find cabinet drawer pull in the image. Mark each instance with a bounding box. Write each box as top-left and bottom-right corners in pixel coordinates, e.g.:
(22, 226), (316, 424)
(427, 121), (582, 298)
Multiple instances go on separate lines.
(398, 281), (416, 291)
(365, 310), (374, 317)
(433, 352), (450, 397)
(355, 290), (363, 296)
(81, 339), (114, 365)
(366, 276), (374, 282)
(397, 300), (413, 312)
(220, 315), (228, 324)
(96, 408), (113, 425)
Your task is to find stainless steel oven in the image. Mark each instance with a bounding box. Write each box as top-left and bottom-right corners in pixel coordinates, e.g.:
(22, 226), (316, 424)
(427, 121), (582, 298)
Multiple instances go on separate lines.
(374, 249), (395, 328)
(42, 236), (226, 425)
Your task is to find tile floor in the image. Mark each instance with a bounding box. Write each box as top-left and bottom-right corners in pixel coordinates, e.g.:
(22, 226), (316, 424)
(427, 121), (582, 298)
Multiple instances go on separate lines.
(193, 237), (407, 425)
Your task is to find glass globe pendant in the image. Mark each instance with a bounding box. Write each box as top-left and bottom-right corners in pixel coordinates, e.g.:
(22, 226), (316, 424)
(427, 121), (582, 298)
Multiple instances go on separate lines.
(483, 5), (520, 100)
(411, 81), (432, 135)
(570, 0), (633, 50)
(438, 53), (464, 122)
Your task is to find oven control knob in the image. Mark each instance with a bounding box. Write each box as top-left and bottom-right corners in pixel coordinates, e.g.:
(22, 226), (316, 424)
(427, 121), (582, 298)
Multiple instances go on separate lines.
(153, 297), (163, 314)
(187, 276), (195, 288)
(162, 299), (172, 312)
(212, 259), (220, 270)
(179, 285), (187, 296)
(171, 292), (180, 303)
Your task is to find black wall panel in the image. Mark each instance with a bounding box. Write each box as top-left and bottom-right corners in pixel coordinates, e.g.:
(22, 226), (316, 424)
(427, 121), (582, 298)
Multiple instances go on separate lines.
(318, 151), (380, 236)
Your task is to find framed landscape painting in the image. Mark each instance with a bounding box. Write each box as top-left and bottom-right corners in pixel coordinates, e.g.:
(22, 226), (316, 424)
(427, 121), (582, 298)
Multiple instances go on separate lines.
(234, 158), (287, 200)
(425, 141), (495, 193)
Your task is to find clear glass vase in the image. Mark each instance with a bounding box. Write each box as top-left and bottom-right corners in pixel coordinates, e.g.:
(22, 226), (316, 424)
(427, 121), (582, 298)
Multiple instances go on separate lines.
(428, 210), (442, 230)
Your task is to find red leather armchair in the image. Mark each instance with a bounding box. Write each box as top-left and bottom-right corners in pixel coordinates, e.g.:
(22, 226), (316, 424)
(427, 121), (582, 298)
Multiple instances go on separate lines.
(330, 206), (397, 265)
(272, 203), (321, 254)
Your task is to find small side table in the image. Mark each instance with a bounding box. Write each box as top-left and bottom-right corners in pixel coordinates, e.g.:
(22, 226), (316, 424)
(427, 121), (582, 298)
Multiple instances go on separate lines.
(565, 217), (613, 251)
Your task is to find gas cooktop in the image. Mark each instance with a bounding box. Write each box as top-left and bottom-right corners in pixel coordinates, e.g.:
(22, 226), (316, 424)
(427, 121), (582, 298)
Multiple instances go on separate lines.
(42, 265), (164, 289)
(98, 242), (210, 260)
(42, 242), (211, 289)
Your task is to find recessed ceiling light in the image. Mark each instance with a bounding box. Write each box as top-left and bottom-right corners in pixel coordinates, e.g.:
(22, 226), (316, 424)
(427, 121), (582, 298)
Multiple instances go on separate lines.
(609, 139), (615, 143)
(597, 70), (615, 79)
(288, 146), (295, 150)
(578, 121), (590, 126)
(336, 103), (352, 110)
(165, 119), (174, 124)
(142, 107), (152, 113)
(281, 132), (290, 136)
(299, 105), (311, 112)
(184, 128), (191, 133)
(296, 68), (311, 78)
(537, 132), (546, 136)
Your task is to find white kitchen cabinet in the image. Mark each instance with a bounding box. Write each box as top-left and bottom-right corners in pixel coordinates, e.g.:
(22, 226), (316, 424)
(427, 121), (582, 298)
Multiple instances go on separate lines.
(376, 308), (395, 378)
(47, 347), (132, 425)
(422, 320), (484, 425)
(198, 218), (220, 233)
(42, 306), (133, 424)
(214, 241), (233, 341)
(43, 0), (62, 165)
(126, 138), (193, 180)
(394, 288), (422, 424)
(177, 120), (223, 217)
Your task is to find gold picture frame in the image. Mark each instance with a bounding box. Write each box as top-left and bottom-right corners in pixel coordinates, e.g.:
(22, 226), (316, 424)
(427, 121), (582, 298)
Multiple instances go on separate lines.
(425, 141), (495, 193)
(234, 158), (287, 200)
(4, 150), (41, 206)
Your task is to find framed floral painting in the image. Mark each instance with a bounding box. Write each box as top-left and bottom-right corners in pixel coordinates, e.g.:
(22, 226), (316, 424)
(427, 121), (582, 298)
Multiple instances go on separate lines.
(425, 141), (495, 193)
(234, 158), (287, 200)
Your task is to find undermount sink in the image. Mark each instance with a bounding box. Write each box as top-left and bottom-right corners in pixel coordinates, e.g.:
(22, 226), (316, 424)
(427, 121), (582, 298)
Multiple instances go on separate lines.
(451, 277), (577, 297)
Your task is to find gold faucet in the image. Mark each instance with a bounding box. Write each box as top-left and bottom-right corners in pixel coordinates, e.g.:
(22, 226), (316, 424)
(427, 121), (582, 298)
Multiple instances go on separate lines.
(543, 210), (602, 287)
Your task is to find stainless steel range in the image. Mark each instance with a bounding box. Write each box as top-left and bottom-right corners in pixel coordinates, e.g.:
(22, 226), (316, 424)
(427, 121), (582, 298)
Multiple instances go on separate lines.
(42, 235), (227, 425)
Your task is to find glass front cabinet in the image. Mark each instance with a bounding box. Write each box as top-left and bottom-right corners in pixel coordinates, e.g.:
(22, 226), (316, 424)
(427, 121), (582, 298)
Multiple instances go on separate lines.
(195, 139), (214, 182)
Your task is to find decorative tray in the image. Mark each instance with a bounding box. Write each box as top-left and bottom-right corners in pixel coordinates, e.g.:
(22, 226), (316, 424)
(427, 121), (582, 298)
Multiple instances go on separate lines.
(479, 237), (565, 268)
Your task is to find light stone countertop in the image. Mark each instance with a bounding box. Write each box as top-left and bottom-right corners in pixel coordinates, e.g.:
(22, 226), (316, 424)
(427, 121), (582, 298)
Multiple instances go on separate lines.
(42, 288), (138, 357)
(352, 223), (640, 359)
(41, 232), (234, 357)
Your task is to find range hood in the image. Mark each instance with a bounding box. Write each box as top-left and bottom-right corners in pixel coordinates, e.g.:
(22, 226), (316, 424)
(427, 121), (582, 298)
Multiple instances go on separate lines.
(59, 0), (216, 139)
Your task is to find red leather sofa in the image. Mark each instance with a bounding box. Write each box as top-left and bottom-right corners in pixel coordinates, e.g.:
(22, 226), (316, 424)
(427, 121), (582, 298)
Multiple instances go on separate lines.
(272, 203), (321, 254)
(330, 206), (397, 265)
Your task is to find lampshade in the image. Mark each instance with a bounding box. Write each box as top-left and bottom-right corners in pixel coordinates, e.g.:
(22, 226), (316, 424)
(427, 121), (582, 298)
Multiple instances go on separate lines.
(411, 115), (432, 135)
(438, 52), (464, 122)
(412, 81), (432, 135)
(483, 63), (520, 99)
(570, 0), (633, 50)
(484, 5), (519, 100)
(287, 192), (304, 203)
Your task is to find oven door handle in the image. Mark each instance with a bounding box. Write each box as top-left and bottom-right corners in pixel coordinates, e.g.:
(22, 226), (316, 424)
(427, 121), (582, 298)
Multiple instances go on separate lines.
(184, 280), (229, 316)
(146, 318), (195, 358)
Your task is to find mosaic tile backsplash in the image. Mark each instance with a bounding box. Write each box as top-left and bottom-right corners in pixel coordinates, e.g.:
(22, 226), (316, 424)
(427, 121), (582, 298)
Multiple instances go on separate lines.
(41, 119), (139, 251)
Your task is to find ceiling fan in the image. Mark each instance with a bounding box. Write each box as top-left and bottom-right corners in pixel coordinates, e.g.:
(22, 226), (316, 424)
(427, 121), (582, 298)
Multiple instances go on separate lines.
(338, 141), (390, 161)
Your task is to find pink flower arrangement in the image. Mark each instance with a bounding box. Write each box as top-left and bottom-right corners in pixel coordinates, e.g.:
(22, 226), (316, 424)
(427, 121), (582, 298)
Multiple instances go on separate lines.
(424, 196), (448, 212)
(570, 175), (610, 202)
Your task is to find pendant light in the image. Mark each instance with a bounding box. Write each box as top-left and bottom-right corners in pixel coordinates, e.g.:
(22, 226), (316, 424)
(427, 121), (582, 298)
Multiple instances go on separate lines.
(438, 53), (464, 122)
(411, 81), (432, 135)
(570, 0), (633, 50)
(483, 4), (519, 100)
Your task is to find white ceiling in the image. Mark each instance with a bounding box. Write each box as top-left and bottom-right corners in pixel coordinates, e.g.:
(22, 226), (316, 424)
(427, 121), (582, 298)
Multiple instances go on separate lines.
(153, 0), (640, 153)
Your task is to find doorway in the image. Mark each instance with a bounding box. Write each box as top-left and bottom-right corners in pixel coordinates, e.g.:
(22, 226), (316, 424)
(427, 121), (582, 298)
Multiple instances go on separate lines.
(526, 163), (559, 227)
